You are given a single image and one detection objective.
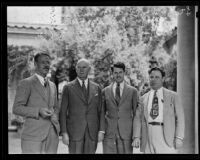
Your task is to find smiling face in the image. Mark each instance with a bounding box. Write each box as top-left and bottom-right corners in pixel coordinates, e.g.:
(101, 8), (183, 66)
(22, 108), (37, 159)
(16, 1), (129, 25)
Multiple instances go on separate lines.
(112, 67), (125, 84)
(34, 54), (51, 78)
(76, 59), (91, 80)
(149, 70), (164, 90)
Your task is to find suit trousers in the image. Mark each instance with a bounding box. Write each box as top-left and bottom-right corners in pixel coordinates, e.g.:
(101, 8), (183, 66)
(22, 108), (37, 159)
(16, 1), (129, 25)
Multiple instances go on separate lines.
(68, 125), (97, 154)
(21, 124), (59, 154)
(145, 125), (177, 154)
(103, 124), (132, 154)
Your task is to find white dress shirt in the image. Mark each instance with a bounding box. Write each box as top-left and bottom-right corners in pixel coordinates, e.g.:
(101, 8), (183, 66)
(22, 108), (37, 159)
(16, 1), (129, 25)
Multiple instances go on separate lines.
(112, 81), (125, 97)
(148, 87), (164, 123)
(77, 77), (88, 89)
(35, 73), (47, 87)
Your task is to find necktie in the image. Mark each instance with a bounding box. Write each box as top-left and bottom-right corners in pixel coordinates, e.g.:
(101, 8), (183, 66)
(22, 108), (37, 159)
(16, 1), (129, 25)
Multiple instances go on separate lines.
(150, 90), (159, 119)
(82, 80), (87, 100)
(44, 78), (48, 87)
(115, 83), (120, 106)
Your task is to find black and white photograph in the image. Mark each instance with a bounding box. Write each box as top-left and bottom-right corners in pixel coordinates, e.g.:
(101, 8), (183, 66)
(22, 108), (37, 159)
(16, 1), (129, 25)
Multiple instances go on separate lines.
(2, 3), (199, 157)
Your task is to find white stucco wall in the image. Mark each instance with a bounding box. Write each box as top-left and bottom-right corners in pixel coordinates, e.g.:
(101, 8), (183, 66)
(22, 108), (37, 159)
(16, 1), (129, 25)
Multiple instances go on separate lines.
(7, 6), (62, 24)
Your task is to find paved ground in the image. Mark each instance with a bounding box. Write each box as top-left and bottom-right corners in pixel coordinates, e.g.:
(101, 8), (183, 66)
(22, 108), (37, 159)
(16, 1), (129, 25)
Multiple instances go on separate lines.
(8, 131), (142, 154)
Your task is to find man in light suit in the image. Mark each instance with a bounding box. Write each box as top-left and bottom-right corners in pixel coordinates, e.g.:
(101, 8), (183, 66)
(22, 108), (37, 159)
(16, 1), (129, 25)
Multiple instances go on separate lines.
(99, 62), (138, 154)
(59, 58), (103, 154)
(12, 51), (60, 154)
(132, 67), (185, 153)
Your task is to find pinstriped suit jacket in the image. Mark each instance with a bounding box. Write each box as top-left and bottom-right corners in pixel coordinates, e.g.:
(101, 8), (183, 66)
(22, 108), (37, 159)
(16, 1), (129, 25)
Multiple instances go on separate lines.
(59, 78), (102, 141)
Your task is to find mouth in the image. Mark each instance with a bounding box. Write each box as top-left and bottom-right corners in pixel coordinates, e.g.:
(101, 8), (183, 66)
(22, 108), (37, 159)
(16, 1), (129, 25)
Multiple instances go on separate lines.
(44, 68), (49, 71)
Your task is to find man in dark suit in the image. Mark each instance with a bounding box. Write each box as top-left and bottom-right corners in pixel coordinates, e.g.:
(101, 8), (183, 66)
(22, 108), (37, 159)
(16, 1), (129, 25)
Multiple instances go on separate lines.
(99, 62), (138, 154)
(59, 58), (103, 154)
(132, 67), (185, 153)
(12, 51), (60, 154)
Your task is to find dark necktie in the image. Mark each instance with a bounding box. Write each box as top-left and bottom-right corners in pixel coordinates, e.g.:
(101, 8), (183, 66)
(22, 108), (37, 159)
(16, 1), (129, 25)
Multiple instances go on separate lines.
(150, 90), (159, 119)
(44, 78), (48, 87)
(82, 80), (87, 100)
(115, 83), (120, 106)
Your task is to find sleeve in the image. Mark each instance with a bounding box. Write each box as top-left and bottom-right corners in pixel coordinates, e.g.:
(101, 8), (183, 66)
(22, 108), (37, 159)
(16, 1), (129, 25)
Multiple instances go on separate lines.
(132, 88), (139, 118)
(132, 96), (143, 140)
(174, 93), (185, 139)
(59, 85), (69, 134)
(12, 79), (40, 119)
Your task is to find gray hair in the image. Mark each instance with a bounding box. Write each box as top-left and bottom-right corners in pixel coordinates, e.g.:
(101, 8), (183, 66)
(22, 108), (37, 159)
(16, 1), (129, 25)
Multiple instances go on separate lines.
(76, 58), (91, 67)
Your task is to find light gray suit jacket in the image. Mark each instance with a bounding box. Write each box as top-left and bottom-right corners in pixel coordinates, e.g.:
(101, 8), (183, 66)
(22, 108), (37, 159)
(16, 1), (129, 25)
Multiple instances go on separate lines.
(13, 75), (60, 141)
(100, 82), (138, 140)
(133, 87), (185, 152)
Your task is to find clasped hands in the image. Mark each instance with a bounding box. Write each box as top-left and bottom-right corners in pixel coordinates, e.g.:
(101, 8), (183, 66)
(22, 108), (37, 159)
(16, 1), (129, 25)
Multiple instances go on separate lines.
(39, 108), (57, 122)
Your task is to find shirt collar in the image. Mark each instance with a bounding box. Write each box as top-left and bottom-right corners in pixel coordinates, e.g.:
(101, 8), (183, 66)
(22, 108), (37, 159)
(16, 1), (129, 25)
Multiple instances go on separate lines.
(114, 81), (125, 88)
(150, 87), (163, 94)
(77, 77), (88, 87)
(35, 73), (46, 86)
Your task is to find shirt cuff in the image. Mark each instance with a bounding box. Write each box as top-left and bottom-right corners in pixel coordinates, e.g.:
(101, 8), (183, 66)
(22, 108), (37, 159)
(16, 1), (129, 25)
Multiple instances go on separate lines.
(99, 131), (105, 134)
(176, 136), (183, 140)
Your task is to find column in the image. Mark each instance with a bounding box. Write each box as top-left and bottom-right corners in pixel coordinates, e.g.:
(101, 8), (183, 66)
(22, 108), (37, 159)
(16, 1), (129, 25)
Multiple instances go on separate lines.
(176, 6), (196, 154)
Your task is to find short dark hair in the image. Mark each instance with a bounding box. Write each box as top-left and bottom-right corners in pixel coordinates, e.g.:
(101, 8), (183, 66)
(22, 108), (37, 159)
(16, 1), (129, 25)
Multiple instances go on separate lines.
(111, 62), (126, 72)
(34, 51), (51, 63)
(148, 67), (165, 77)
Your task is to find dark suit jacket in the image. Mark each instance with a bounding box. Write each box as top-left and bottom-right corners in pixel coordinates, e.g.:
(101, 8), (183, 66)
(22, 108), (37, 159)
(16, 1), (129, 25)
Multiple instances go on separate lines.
(133, 88), (185, 152)
(59, 78), (102, 141)
(13, 75), (60, 141)
(100, 82), (138, 140)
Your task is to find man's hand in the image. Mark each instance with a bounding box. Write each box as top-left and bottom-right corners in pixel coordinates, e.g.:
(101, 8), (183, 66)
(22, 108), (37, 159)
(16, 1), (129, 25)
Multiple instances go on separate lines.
(39, 108), (53, 118)
(62, 133), (69, 146)
(98, 132), (104, 142)
(174, 137), (183, 149)
(50, 113), (58, 123)
(132, 137), (140, 148)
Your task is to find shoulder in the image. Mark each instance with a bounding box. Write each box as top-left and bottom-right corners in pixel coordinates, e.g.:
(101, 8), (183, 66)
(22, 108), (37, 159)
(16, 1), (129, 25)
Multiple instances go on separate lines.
(62, 79), (76, 90)
(103, 84), (111, 92)
(126, 84), (138, 93)
(89, 80), (99, 87)
(163, 87), (177, 96)
(18, 75), (35, 86)
(141, 90), (150, 99)
(49, 80), (57, 88)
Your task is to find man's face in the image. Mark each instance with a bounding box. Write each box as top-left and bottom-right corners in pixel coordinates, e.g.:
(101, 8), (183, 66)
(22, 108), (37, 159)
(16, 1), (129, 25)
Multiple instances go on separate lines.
(35, 55), (51, 77)
(149, 70), (163, 90)
(112, 67), (125, 84)
(76, 61), (90, 80)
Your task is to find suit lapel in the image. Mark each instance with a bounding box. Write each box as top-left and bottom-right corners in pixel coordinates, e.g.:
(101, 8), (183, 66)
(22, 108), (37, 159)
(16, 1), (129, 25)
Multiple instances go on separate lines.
(118, 83), (129, 106)
(32, 75), (48, 104)
(71, 78), (87, 103)
(88, 80), (96, 104)
(109, 83), (118, 106)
